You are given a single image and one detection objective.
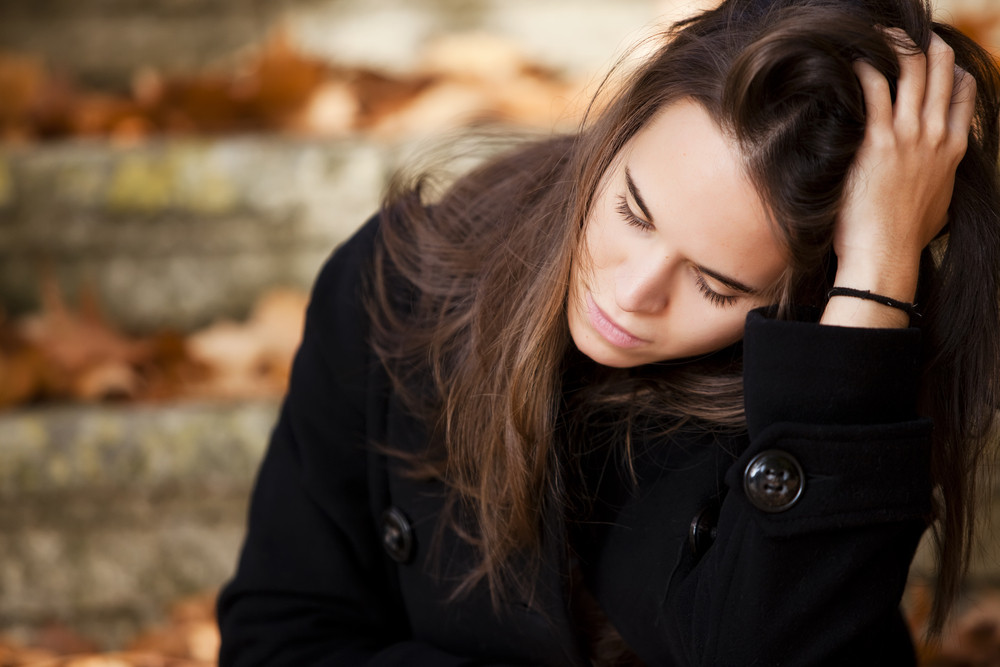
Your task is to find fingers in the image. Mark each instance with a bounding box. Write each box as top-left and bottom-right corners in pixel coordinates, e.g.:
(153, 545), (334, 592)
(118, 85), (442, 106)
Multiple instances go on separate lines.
(861, 28), (975, 155)
(853, 59), (892, 132)
(841, 27), (978, 262)
(949, 66), (977, 150)
(885, 28), (926, 124)
(921, 33), (959, 139)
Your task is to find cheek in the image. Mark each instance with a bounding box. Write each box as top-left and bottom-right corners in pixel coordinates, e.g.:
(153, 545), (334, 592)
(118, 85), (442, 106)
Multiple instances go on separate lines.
(584, 218), (614, 265)
(578, 220), (620, 290)
(680, 303), (754, 350)
(716, 313), (750, 345)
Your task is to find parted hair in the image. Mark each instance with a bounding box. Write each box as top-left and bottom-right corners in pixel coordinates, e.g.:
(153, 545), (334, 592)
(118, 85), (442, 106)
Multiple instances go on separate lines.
(370, 0), (1000, 639)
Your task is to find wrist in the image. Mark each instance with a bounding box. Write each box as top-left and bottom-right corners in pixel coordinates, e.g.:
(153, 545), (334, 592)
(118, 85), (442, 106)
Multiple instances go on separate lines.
(832, 253), (920, 304)
(821, 292), (913, 329)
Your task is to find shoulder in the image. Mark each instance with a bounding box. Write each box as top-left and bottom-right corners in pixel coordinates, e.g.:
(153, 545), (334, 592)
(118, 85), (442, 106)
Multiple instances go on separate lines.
(306, 213), (384, 348)
(284, 213), (385, 428)
(313, 213), (381, 310)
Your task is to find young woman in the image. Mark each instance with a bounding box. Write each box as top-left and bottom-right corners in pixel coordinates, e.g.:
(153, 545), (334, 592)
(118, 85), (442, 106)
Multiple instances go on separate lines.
(217, 0), (1000, 664)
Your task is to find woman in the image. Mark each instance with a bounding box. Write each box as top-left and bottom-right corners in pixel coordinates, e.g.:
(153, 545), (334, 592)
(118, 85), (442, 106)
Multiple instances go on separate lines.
(217, 0), (1000, 663)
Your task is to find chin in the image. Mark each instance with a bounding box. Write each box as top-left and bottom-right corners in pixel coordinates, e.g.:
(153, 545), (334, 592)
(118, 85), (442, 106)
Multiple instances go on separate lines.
(573, 337), (645, 369)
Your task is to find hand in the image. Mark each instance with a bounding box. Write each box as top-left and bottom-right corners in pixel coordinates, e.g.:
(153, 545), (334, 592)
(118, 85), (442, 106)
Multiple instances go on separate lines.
(823, 30), (976, 328)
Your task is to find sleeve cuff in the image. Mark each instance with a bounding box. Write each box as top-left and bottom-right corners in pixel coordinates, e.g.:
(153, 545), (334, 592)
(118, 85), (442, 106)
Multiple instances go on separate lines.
(724, 419), (933, 537)
(742, 307), (923, 439)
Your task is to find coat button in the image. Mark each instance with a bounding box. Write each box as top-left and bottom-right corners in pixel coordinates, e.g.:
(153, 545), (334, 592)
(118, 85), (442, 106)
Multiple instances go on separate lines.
(381, 507), (414, 563)
(688, 505), (719, 558)
(743, 450), (804, 513)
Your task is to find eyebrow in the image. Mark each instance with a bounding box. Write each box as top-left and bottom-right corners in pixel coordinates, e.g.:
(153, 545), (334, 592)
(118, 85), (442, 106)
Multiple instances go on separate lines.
(625, 165), (761, 296)
(697, 265), (759, 295)
(625, 167), (654, 222)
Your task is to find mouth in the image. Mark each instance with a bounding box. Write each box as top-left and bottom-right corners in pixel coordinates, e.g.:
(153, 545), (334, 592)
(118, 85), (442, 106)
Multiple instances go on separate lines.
(586, 293), (646, 349)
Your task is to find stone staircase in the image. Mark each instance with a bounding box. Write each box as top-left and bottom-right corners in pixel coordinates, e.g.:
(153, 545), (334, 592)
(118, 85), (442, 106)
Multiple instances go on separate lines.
(0, 0), (667, 649)
(0, 0), (998, 651)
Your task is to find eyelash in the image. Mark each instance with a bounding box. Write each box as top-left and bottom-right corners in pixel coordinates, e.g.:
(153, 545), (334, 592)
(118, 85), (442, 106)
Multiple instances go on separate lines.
(694, 271), (739, 308)
(615, 194), (739, 309)
(615, 195), (653, 231)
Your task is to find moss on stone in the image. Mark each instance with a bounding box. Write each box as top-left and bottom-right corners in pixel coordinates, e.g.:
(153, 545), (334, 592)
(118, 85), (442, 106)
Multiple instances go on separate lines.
(106, 154), (175, 212)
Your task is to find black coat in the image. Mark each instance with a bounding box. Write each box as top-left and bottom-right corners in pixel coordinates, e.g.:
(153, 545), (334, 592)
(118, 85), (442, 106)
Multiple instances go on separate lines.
(217, 216), (933, 666)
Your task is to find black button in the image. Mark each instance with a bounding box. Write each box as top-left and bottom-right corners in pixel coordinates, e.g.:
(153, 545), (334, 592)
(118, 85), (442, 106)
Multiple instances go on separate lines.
(743, 450), (804, 513)
(381, 507), (414, 563)
(688, 505), (719, 558)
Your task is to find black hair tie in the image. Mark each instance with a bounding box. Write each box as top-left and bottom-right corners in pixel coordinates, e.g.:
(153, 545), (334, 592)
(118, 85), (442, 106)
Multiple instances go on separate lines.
(827, 287), (920, 318)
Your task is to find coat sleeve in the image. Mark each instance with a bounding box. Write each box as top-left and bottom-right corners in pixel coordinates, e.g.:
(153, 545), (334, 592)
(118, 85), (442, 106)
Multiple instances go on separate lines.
(663, 309), (932, 666)
(216, 217), (500, 666)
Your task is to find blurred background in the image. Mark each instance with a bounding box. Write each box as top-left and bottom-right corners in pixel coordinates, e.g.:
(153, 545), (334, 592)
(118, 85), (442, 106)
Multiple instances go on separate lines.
(0, 0), (998, 664)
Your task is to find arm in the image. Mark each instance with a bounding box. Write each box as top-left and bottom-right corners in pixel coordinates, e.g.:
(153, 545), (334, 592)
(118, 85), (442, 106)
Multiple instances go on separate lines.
(662, 32), (973, 665)
(216, 218), (490, 666)
(661, 311), (933, 666)
(822, 30), (975, 329)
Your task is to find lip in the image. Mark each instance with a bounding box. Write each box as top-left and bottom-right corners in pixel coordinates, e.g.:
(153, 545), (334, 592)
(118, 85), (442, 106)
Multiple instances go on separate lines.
(586, 293), (646, 349)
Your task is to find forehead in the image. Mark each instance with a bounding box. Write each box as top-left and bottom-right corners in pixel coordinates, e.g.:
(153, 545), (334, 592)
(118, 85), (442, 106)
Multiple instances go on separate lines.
(624, 100), (786, 288)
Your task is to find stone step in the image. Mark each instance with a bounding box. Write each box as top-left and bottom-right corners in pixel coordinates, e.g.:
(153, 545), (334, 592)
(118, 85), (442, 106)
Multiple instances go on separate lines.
(0, 137), (390, 331)
(0, 400), (278, 648)
(2, 0), (999, 651)
(0, 0), (664, 88)
(1, 398), (997, 649)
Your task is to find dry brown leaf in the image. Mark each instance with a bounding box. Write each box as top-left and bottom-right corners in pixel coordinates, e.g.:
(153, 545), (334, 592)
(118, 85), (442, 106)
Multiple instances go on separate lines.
(369, 79), (492, 138)
(31, 623), (101, 657)
(419, 32), (529, 81)
(133, 332), (207, 402)
(240, 30), (328, 128)
(13, 650), (212, 667)
(126, 624), (217, 664)
(153, 75), (245, 134)
(1, 281), (303, 407)
(248, 288), (307, 365)
(908, 583), (1000, 666)
(0, 636), (59, 667)
(938, 592), (1000, 666)
(350, 68), (434, 131)
(166, 593), (216, 626)
(492, 75), (583, 128)
(178, 625), (217, 664)
(60, 658), (136, 667)
(0, 336), (46, 408)
(184, 320), (267, 399)
(1, 25), (592, 141)
(131, 68), (165, 110)
(28, 72), (78, 140)
(0, 593), (217, 666)
(108, 115), (155, 147)
(67, 93), (140, 138)
(294, 80), (357, 136)
(71, 361), (139, 402)
(18, 277), (143, 375)
(127, 594), (218, 662)
(0, 52), (47, 134)
(185, 288), (306, 399)
(10, 277), (165, 403)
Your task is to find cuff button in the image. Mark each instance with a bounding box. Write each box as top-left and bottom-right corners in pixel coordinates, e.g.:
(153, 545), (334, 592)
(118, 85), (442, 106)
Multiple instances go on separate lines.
(743, 450), (804, 513)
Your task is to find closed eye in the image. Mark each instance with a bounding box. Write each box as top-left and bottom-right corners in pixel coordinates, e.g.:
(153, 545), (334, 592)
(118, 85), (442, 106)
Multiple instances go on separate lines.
(616, 195), (653, 231)
(693, 269), (740, 308)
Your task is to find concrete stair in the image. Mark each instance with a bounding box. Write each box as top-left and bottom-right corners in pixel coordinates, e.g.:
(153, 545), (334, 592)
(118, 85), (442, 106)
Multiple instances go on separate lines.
(1, 0), (998, 651)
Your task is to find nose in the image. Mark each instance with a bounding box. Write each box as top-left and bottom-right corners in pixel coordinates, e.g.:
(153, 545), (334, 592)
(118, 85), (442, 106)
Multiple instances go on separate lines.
(615, 252), (674, 314)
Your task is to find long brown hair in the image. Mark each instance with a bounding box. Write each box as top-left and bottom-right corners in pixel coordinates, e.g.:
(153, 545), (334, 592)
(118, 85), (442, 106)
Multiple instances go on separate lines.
(371, 0), (1000, 633)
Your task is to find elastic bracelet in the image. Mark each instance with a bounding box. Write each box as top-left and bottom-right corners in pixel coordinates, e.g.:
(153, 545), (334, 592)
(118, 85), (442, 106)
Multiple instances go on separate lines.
(827, 287), (920, 318)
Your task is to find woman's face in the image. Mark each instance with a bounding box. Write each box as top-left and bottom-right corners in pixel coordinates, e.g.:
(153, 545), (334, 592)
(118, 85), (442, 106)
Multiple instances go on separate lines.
(567, 99), (788, 368)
